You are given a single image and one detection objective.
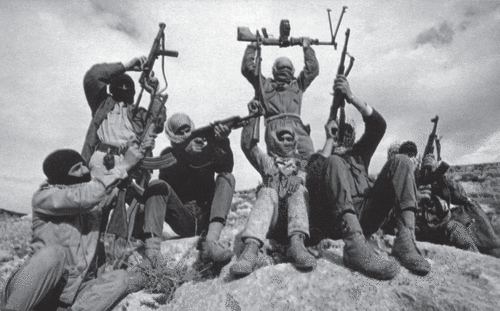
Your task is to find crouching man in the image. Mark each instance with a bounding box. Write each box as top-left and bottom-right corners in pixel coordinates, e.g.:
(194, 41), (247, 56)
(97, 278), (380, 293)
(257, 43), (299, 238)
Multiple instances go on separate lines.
(2, 144), (146, 311)
(306, 75), (431, 280)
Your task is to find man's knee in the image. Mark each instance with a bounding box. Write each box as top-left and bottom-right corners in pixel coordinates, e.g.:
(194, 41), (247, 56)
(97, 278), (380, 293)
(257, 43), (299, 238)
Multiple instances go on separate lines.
(326, 155), (349, 173)
(145, 179), (171, 197)
(33, 245), (67, 270)
(216, 172), (236, 189)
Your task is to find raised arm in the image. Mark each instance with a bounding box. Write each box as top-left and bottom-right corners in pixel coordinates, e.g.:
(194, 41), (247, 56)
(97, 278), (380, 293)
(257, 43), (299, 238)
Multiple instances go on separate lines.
(297, 38), (320, 91)
(241, 44), (264, 90)
(83, 56), (147, 116)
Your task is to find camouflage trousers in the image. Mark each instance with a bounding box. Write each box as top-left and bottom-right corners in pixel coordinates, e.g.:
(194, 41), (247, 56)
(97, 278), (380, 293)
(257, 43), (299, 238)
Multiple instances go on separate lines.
(241, 185), (310, 245)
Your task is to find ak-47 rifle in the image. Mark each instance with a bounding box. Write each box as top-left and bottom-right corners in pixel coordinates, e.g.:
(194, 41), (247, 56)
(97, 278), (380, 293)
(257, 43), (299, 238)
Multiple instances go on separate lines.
(328, 26), (355, 142)
(418, 116), (450, 185)
(106, 23), (178, 249)
(149, 112), (262, 170)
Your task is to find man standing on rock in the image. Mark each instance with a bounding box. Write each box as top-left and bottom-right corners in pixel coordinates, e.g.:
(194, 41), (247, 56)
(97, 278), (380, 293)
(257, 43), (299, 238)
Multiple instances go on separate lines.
(306, 75), (431, 280)
(2, 144), (148, 311)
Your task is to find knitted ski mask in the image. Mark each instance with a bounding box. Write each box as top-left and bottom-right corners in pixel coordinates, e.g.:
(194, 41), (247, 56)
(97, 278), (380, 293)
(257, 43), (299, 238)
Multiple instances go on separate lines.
(164, 113), (195, 145)
(266, 126), (297, 158)
(43, 149), (90, 185)
(272, 57), (295, 84)
(110, 73), (135, 105)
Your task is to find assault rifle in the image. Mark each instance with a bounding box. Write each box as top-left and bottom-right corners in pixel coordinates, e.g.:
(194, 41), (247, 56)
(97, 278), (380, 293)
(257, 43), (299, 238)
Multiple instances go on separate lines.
(141, 112), (262, 170)
(133, 22), (179, 113)
(328, 27), (355, 142)
(418, 116), (450, 185)
(107, 23), (178, 246)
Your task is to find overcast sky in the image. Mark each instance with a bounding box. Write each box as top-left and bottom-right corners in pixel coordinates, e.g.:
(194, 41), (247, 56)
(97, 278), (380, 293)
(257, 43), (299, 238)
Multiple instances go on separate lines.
(1, 0), (499, 214)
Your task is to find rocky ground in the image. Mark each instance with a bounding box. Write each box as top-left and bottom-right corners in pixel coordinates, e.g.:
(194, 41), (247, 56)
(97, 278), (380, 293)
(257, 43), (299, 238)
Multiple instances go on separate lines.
(1, 183), (500, 311)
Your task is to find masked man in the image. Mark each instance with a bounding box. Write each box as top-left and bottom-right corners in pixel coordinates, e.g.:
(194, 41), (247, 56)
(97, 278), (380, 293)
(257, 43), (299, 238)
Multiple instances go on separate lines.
(241, 38), (319, 158)
(306, 75), (431, 280)
(231, 101), (316, 276)
(142, 113), (236, 265)
(2, 145), (146, 311)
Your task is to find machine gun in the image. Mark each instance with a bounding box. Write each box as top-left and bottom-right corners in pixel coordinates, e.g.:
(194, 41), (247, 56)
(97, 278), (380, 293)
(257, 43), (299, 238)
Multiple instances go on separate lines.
(237, 8), (347, 144)
(237, 7), (347, 48)
(328, 26), (355, 142)
(418, 116), (450, 185)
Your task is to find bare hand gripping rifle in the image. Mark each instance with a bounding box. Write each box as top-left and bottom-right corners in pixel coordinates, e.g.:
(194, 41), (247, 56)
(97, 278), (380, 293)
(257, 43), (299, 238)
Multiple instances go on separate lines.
(106, 23), (178, 253)
(328, 26), (355, 142)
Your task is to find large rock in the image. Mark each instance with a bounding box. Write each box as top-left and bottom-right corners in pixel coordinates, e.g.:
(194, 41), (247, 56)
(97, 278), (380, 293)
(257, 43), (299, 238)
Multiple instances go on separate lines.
(115, 238), (500, 311)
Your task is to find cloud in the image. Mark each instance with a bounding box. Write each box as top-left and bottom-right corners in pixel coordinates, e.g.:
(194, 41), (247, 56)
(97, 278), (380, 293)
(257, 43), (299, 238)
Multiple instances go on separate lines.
(89, 0), (141, 39)
(414, 2), (500, 49)
(414, 21), (455, 49)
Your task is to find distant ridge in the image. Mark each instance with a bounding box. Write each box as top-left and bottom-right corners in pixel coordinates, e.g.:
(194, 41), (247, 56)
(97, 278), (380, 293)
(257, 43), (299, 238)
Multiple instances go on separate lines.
(0, 208), (26, 218)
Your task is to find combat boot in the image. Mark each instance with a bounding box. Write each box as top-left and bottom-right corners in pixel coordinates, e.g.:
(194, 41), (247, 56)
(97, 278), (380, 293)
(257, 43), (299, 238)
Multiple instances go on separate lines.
(392, 210), (431, 275)
(145, 236), (163, 267)
(447, 220), (478, 253)
(230, 238), (260, 276)
(342, 212), (400, 280)
(286, 232), (317, 270)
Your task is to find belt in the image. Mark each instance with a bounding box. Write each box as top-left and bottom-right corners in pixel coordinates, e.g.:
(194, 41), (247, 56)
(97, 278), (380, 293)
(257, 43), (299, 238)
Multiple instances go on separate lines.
(264, 113), (303, 126)
(95, 143), (127, 156)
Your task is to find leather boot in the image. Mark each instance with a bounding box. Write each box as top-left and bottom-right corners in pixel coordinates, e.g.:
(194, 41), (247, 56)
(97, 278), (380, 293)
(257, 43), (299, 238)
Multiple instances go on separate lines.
(286, 232), (317, 270)
(145, 236), (163, 266)
(447, 220), (479, 253)
(392, 210), (431, 275)
(230, 239), (260, 276)
(342, 213), (400, 280)
(198, 236), (233, 265)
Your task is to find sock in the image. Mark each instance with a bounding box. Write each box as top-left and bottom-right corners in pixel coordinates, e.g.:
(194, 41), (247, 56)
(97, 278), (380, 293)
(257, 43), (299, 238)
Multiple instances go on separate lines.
(206, 221), (224, 242)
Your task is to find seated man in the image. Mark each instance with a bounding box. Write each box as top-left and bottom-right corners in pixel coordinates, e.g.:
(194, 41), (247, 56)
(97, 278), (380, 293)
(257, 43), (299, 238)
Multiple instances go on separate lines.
(397, 141), (497, 253)
(2, 144), (146, 311)
(143, 113), (235, 265)
(306, 75), (431, 280)
(230, 101), (316, 276)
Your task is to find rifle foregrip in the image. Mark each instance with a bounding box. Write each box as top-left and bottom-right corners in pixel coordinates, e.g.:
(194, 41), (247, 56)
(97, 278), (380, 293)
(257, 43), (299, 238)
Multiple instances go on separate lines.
(158, 50), (179, 58)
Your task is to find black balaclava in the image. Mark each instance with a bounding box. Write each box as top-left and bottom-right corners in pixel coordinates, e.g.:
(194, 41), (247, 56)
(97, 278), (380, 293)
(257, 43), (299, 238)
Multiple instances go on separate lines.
(43, 149), (90, 185)
(110, 73), (135, 105)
